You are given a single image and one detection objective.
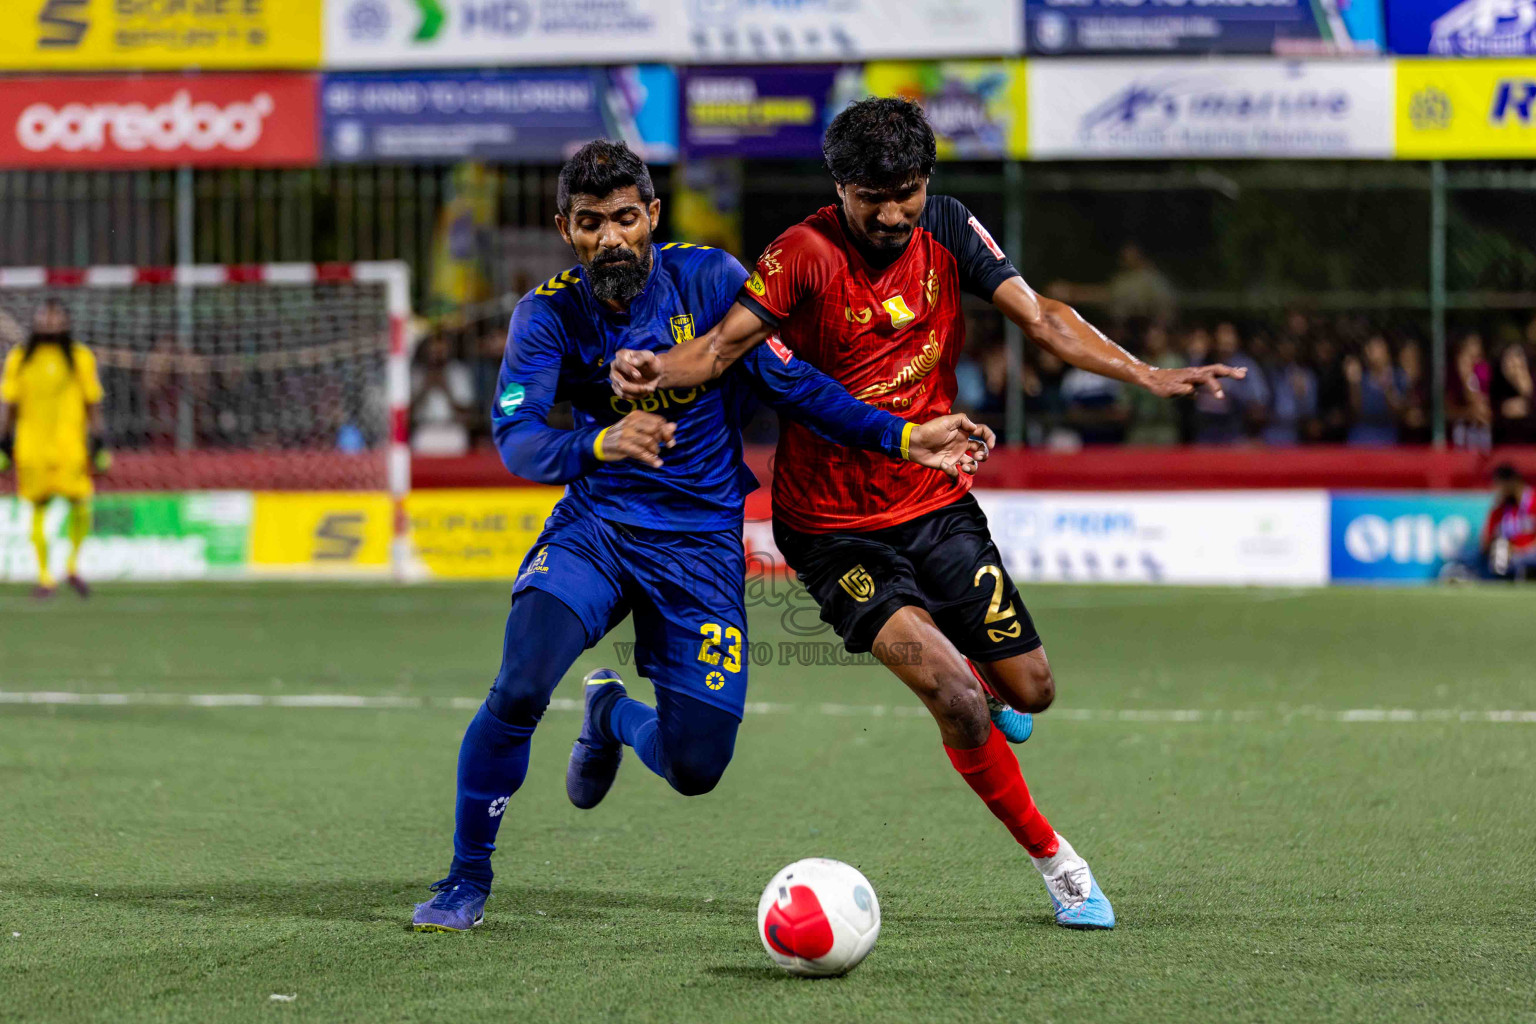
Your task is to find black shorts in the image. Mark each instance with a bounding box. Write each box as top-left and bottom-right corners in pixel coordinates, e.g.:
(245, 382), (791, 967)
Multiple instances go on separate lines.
(773, 493), (1042, 661)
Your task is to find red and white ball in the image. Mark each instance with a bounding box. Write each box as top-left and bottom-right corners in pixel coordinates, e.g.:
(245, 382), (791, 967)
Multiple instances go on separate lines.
(756, 858), (881, 977)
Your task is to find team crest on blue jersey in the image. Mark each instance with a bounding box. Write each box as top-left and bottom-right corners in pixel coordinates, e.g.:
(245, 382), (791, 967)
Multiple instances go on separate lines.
(670, 314), (695, 345)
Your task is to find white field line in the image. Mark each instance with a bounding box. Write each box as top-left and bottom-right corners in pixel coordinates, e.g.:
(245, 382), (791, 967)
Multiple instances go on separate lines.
(1, 691), (1535, 724)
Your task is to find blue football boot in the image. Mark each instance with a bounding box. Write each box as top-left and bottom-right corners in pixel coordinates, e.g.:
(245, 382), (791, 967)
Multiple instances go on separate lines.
(987, 694), (1034, 744)
(566, 668), (626, 810)
(1036, 834), (1116, 930)
(412, 877), (489, 933)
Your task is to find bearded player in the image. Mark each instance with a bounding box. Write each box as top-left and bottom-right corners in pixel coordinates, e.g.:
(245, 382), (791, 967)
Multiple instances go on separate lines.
(410, 141), (993, 932)
(0, 300), (110, 598)
(613, 99), (1246, 930)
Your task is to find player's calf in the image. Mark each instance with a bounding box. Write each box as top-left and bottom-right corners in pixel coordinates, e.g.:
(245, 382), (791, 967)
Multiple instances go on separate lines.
(976, 648), (1055, 715)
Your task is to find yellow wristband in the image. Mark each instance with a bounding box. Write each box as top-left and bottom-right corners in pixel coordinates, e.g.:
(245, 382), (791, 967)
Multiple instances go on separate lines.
(594, 426), (617, 462)
(899, 422), (914, 461)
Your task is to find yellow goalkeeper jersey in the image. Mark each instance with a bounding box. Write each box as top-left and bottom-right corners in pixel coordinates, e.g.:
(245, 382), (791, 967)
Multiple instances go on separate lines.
(1, 342), (102, 467)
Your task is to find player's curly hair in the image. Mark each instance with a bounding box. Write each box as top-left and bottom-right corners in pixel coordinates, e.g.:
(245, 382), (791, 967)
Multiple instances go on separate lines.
(822, 97), (937, 189)
(557, 140), (655, 216)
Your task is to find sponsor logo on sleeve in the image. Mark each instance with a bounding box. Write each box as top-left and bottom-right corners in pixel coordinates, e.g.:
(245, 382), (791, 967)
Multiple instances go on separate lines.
(765, 334), (794, 365)
(968, 215), (1006, 260)
(745, 271), (767, 296)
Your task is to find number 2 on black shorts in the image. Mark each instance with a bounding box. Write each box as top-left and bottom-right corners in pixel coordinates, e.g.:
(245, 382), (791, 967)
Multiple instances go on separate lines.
(973, 565), (1023, 644)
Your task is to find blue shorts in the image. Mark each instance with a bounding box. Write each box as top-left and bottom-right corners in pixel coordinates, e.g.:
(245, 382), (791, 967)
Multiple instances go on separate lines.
(512, 495), (749, 718)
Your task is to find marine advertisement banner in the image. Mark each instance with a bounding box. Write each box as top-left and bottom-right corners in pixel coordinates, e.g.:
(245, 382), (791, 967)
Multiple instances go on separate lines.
(1027, 58), (1394, 158)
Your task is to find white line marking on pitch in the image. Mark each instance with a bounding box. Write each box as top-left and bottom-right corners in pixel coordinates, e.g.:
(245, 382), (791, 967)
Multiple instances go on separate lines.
(2, 691), (1535, 723)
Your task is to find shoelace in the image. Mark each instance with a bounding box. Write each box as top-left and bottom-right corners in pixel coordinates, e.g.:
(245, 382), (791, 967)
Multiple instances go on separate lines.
(426, 878), (485, 911)
(1050, 865), (1091, 908)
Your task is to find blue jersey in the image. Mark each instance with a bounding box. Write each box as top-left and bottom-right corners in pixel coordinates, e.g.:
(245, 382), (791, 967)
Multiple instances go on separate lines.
(492, 243), (913, 532)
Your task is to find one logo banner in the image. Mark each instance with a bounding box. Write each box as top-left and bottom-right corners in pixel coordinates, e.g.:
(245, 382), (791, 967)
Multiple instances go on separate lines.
(1388, 0), (1536, 55)
(0, 0), (320, 70)
(680, 65), (858, 160)
(0, 74), (319, 168)
(1397, 58), (1536, 158)
(325, 0), (672, 67)
(1027, 58), (1393, 158)
(1025, 0), (1384, 55)
(1329, 492), (1490, 582)
(863, 61), (1028, 160)
(322, 66), (678, 164)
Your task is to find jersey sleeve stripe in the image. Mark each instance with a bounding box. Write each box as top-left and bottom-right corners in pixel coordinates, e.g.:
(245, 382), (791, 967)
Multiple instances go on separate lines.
(736, 290), (782, 329)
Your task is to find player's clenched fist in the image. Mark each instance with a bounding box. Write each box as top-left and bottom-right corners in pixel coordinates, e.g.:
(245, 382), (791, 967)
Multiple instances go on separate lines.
(596, 410), (676, 468)
(906, 414), (996, 480)
(611, 348), (662, 398)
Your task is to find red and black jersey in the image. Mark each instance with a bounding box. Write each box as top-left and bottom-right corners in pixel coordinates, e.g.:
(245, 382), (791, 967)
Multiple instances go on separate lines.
(1484, 486), (1536, 551)
(738, 196), (1019, 533)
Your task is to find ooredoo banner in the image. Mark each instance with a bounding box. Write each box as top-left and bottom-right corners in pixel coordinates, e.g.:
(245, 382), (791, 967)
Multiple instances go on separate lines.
(1027, 58), (1393, 158)
(0, 74), (319, 169)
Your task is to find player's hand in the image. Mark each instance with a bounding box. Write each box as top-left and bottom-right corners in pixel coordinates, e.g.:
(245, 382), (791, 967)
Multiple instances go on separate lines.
(906, 414), (995, 480)
(1139, 362), (1247, 400)
(611, 349), (662, 398)
(596, 411), (675, 469)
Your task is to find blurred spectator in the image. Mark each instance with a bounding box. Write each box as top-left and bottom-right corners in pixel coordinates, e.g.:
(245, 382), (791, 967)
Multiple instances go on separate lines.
(1261, 336), (1318, 445)
(1060, 366), (1128, 445)
(1345, 335), (1408, 446)
(473, 323), (508, 444)
(1191, 322), (1269, 444)
(139, 336), (184, 450)
(1048, 241), (1176, 329)
(1481, 464), (1536, 580)
(1396, 341), (1432, 444)
(1126, 325), (1186, 445)
(410, 332), (476, 456)
(1447, 333), (1493, 450)
(1023, 349), (1069, 447)
(1311, 336), (1351, 443)
(1491, 343), (1536, 445)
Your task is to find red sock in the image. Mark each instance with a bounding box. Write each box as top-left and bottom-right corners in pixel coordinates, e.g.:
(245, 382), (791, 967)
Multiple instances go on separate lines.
(945, 725), (1059, 859)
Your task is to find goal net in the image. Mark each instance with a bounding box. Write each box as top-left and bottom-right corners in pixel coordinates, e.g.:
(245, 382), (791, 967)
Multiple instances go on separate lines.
(0, 262), (412, 576)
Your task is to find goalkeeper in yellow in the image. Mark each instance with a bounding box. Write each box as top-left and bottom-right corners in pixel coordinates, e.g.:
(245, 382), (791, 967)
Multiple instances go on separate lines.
(0, 300), (110, 598)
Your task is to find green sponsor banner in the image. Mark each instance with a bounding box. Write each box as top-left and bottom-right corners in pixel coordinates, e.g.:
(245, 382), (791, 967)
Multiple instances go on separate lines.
(0, 491), (252, 581)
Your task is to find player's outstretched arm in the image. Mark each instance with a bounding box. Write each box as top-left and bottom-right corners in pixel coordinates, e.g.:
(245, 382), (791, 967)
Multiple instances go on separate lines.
(611, 302), (773, 398)
(991, 277), (1246, 399)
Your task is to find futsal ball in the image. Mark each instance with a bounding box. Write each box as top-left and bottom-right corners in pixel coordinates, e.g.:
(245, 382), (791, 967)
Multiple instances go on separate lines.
(757, 858), (881, 977)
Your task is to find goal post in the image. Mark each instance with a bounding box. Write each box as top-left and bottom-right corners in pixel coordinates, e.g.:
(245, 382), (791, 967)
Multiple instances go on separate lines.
(0, 261), (414, 580)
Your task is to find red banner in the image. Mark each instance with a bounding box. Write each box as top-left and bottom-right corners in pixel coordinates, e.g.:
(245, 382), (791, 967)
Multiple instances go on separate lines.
(0, 74), (317, 168)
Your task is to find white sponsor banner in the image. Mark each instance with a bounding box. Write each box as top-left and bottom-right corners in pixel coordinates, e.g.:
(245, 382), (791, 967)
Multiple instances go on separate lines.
(326, 0), (673, 67)
(326, 0), (1018, 66)
(1028, 59), (1394, 158)
(685, 0), (1021, 62)
(973, 490), (1330, 586)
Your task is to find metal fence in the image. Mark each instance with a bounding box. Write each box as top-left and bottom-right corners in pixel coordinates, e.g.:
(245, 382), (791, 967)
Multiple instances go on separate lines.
(4, 159), (1535, 445)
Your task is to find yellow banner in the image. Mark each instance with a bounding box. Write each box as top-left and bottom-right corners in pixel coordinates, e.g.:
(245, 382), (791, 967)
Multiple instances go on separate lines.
(1397, 59), (1536, 159)
(408, 489), (562, 580)
(863, 60), (1027, 160)
(250, 492), (393, 573)
(0, 0), (320, 70)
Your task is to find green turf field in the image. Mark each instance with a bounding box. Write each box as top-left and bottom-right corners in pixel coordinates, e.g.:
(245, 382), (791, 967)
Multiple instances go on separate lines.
(2, 582), (1533, 1023)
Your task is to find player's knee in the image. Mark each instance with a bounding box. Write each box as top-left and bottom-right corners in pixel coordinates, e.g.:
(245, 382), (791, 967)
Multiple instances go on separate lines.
(665, 755), (729, 797)
(1021, 662), (1055, 713)
(485, 674), (550, 730)
(924, 671), (991, 744)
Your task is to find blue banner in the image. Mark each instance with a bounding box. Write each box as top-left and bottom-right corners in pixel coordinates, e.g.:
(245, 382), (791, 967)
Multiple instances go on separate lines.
(681, 65), (862, 160)
(1025, 0), (1385, 54)
(1387, 0), (1536, 54)
(1330, 492), (1490, 583)
(320, 66), (677, 165)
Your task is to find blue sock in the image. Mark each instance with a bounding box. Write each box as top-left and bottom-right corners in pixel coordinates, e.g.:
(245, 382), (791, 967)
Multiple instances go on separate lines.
(446, 588), (590, 889)
(607, 687), (741, 797)
(609, 696), (665, 778)
(448, 702), (533, 889)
